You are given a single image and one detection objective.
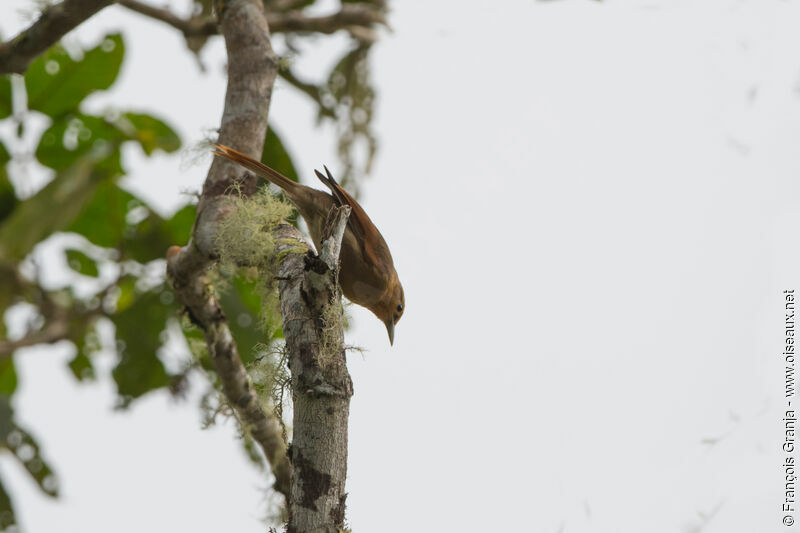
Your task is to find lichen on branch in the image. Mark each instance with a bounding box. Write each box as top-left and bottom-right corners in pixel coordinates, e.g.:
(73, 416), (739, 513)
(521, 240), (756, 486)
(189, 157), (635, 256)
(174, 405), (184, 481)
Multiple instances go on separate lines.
(214, 186), (293, 269)
(213, 186), (295, 335)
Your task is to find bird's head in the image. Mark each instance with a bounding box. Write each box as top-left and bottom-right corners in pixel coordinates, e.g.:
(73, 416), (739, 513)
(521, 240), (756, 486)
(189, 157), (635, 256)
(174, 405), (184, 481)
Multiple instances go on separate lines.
(376, 280), (404, 346)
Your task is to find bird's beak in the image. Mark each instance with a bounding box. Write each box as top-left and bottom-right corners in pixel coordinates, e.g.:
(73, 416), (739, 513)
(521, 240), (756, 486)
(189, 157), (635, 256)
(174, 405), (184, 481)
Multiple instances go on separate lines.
(384, 318), (395, 346)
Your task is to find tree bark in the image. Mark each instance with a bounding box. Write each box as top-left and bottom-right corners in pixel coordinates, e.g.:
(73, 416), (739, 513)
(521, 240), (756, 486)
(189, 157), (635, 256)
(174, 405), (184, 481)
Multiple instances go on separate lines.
(168, 2), (355, 528)
(167, 0), (291, 502)
(274, 207), (353, 533)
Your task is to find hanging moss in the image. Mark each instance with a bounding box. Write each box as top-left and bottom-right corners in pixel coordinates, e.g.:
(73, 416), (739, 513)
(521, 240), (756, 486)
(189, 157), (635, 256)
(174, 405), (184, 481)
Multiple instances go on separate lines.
(214, 187), (293, 270)
(213, 187), (296, 336)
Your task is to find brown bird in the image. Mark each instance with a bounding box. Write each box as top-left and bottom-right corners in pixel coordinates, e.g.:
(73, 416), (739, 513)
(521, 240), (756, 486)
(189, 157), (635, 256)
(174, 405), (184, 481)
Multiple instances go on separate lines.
(212, 144), (404, 344)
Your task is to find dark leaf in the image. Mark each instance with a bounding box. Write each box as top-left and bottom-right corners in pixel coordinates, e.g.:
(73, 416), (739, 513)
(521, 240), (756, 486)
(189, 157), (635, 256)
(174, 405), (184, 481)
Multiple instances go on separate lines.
(65, 249), (99, 277)
(0, 75), (11, 119)
(111, 286), (175, 402)
(120, 113), (181, 155)
(218, 275), (266, 364)
(5, 425), (58, 497)
(122, 209), (174, 263)
(0, 140), (16, 224)
(36, 113), (126, 172)
(67, 321), (100, 381)
(0, 140), (10, 165)
(0, 159), (103, 261)
(68, 180), (180, 262)
(262, 126), (299, 226)
(0, 475), (16, 530)
(262, 126), (299, 183)
(0, 396), (12, 439)
(67, 352), (95, 381)
(0, 359), (16, 395)
(66, 179), (134, 249)
(25, 34), (124, 118)
(164, 204), (196, 244)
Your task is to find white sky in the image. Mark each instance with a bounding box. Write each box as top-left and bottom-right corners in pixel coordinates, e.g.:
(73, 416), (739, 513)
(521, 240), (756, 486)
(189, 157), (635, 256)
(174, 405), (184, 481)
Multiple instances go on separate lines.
(1, 0), (800, 532)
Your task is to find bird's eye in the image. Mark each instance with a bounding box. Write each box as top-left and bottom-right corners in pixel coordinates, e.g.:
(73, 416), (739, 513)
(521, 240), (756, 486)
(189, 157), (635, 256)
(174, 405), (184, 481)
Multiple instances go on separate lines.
(396, 304), (403, 312)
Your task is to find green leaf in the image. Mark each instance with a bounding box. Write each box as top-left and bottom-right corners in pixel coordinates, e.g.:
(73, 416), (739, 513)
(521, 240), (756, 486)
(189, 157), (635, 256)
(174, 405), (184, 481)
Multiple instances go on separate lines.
(67, 180), (178, 262)
(111, 286), (175, 402)
(0, 159), (103, 261)
(0, 359), (17, 395)
(25, 34), (124, 118)
(262, 126), (299, 183)
(122, 209), (174, 263)
(36, 111), (181, 174)
(0, 475), (16, 530)
(0, 140), (16, 224)
(262, 127), (300, 225)
(67, 352), (95, 381)
(0, 396), (12, 439)
(0, 75), (11, 119)
(217, 274), (283, 363)
(36, 113), (126, 171)
(0, 397), (58, 506)
(66, 180), (134, 249)
(65, 248), (99, 277)
(5, 425), (58, 497)
(218, 285), (262, 364)
(120, 113), (181, 155)
(114, 276), (137, 313)
(66, 322), (99, 381)
(0, 140), (10, 165)
(164, 203), (196, 244)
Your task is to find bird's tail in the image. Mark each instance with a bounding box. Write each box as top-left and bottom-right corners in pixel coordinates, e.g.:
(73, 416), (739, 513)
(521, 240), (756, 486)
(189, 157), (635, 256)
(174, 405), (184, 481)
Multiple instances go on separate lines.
(212, 144), (298, 194)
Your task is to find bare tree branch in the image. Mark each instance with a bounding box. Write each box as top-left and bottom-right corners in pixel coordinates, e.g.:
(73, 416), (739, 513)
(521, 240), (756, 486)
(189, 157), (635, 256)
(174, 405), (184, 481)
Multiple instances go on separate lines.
(0, 0), (114, 75)
(275, 207), (353, 532)
(269, 4), (386, 37)
(320, 206), (350, 269)
(116, 0), (218, 37)
(166, 0), (291, 502)
(0, 321), (70, 358)
(0, 265), (111, 358)
(0, 0), (385, 74)
(117, 0), (385, 40)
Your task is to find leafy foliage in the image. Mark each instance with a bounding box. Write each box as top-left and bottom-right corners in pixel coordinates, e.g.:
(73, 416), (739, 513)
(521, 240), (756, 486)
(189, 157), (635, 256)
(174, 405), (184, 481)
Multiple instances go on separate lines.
(0, 360), (58, 530)
(0, 31), (192, 525)
(263, 126), (299, 183)
(0, 0), (383, 525)
(65, 248), (99, 277)
(111, 285), (174, 403)
(121, 113), (181, 155)
(25, 34), (124, 118)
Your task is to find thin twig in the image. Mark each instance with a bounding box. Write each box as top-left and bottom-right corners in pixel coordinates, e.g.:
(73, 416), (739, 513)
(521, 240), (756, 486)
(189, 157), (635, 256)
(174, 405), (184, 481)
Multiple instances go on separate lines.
(117, 0), (386, 39)
(117, 0), (218, 37)
(0, 321), (69, 357)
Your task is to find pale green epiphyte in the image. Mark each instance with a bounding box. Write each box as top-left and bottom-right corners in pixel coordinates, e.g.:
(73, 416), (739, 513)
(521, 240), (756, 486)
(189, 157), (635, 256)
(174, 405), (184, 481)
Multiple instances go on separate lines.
(214, 187), (294, 270)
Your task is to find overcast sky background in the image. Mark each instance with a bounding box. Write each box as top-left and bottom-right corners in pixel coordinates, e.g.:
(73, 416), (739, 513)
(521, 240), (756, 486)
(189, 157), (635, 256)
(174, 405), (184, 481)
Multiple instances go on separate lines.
(1, 0), (799, 532)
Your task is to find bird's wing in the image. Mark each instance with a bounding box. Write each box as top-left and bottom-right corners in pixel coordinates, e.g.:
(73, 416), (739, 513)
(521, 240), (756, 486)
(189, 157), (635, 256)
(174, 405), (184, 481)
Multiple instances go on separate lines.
(314, 166), (383, 268)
